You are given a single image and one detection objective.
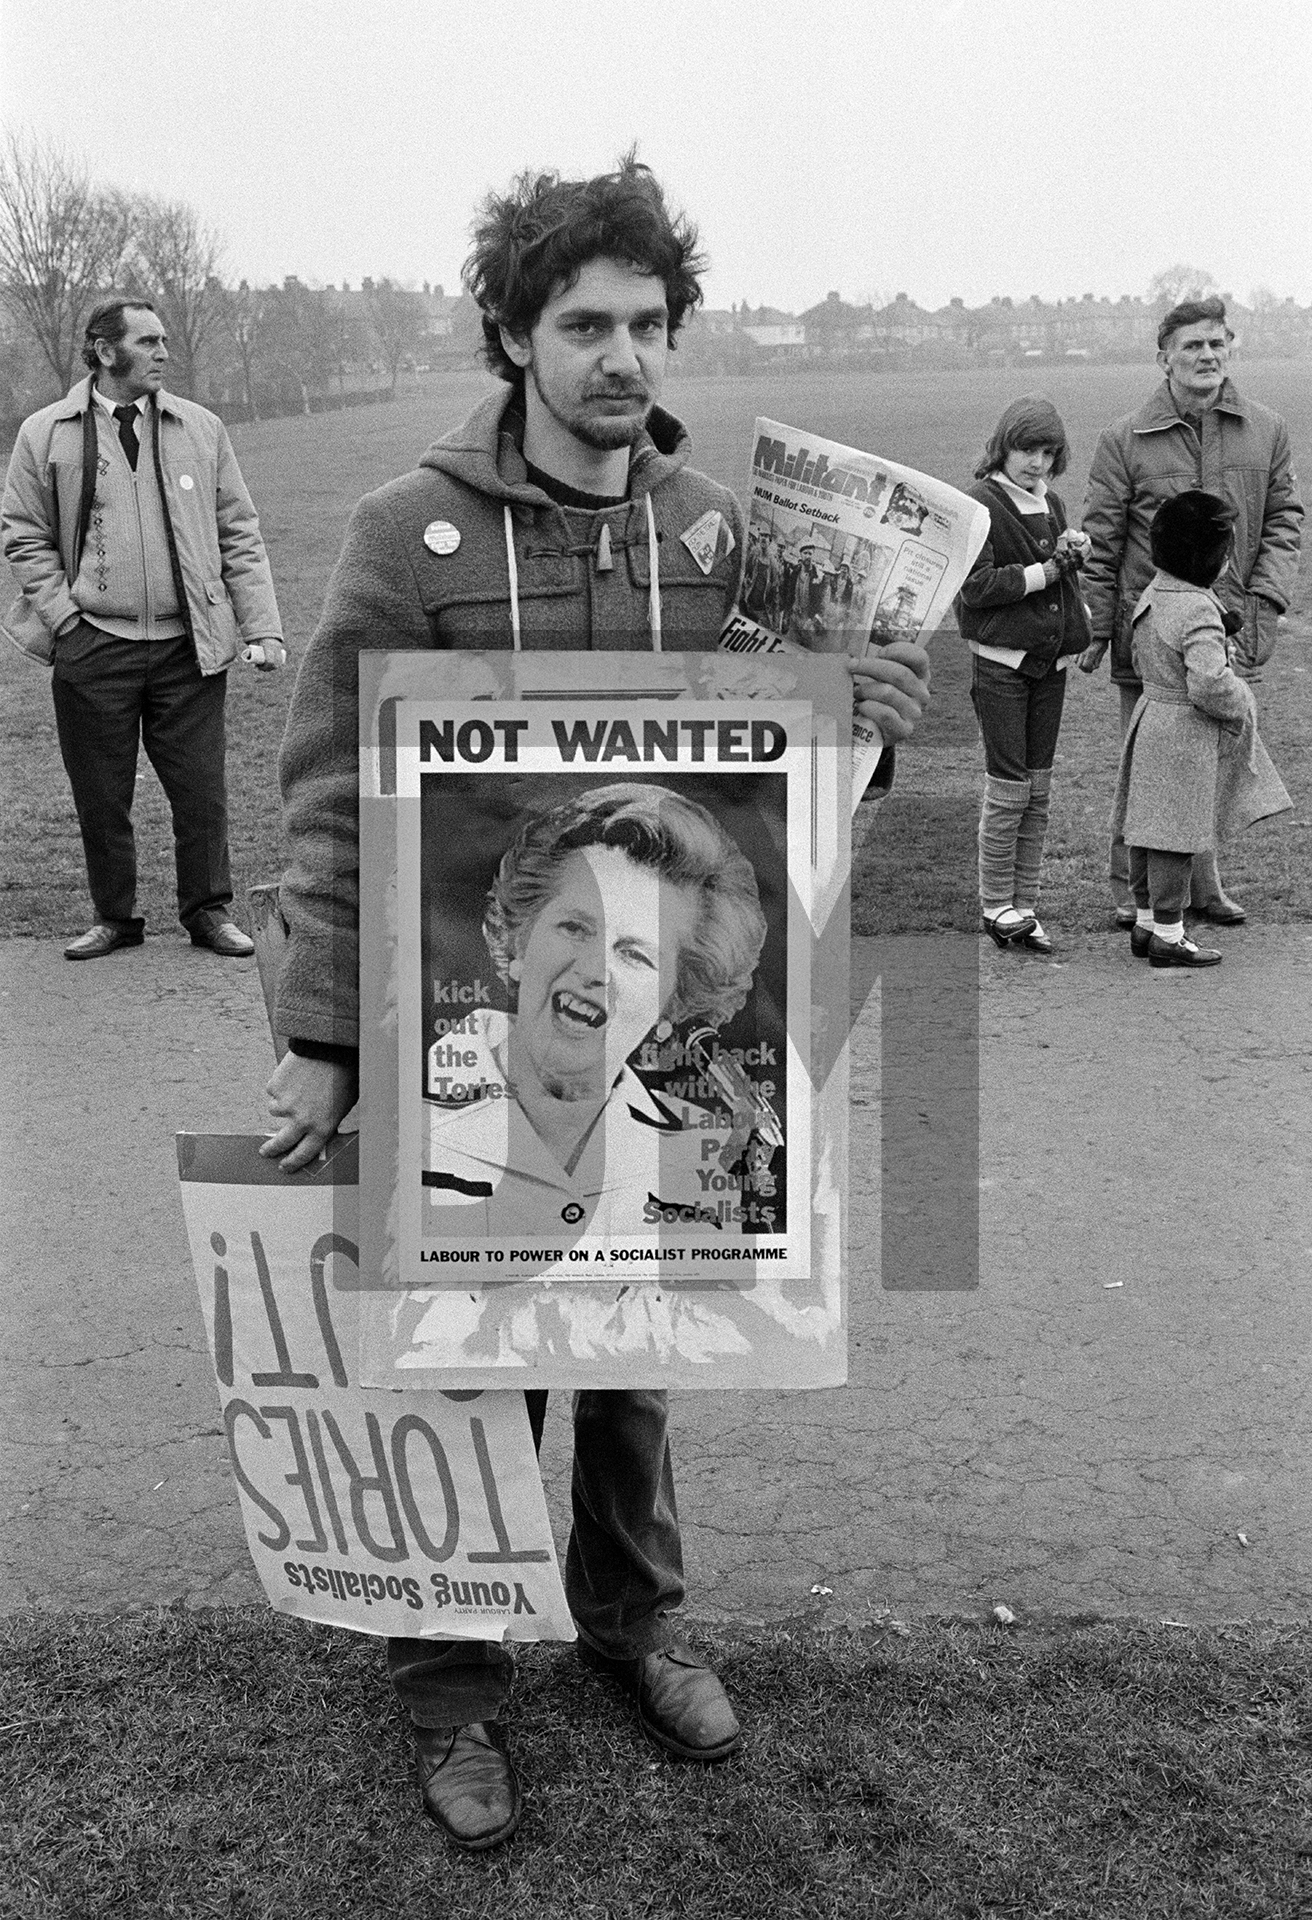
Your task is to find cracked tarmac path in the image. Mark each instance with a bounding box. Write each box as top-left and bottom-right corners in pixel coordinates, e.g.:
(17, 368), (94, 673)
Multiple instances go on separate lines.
(1, 927), (1308, 1625)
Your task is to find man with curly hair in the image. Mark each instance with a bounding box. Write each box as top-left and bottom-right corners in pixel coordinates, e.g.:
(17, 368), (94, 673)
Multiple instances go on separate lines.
(261, 156), (929, 1851)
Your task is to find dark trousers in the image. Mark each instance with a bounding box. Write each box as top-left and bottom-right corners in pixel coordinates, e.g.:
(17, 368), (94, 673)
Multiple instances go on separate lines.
(969, 653), (1068, 779)
(50, 622), (232, 930)
(1128, 846), (1192, 921)
(387, 1388), (684, 1728)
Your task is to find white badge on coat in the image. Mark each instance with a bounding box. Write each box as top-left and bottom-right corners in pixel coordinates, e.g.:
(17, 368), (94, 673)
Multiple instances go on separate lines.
(680, 508), (730, 576)
(178, 474), (194, 491)
(423, 520), (461, 556)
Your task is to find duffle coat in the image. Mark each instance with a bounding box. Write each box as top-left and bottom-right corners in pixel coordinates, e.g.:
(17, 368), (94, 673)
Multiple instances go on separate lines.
(1110, 572), (1291, 852)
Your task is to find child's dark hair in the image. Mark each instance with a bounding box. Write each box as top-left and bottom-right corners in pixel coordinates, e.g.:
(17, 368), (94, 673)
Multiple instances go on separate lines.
(1150, 489), (1236, 587)
(463, 151), (705, 382)
(975, 395), (1070, 480)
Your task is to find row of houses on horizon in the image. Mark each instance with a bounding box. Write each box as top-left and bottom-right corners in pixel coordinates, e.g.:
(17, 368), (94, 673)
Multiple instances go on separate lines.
(266, 278), (1312, 368)
(687, 288), (1312, 366)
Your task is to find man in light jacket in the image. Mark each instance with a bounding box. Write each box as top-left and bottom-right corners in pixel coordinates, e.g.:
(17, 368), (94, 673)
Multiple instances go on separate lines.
(1079, 295), (1302, 926)
(2, 298), (285, 958)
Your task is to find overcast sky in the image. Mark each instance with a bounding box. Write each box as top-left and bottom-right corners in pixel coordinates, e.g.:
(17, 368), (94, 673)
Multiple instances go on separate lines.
(4, 0), (1311, 312)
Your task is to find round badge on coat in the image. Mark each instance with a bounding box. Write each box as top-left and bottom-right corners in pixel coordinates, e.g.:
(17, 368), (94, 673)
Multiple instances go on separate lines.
(423, 520), (461, 555)
(178, 474), (194, 490)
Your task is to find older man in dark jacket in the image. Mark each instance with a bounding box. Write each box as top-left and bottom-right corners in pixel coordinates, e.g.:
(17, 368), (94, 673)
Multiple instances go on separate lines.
(1079, 296), (1302, 925)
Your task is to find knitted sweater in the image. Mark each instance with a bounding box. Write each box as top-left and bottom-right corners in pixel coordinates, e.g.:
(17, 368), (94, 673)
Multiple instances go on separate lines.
(73, 399), (185, 639)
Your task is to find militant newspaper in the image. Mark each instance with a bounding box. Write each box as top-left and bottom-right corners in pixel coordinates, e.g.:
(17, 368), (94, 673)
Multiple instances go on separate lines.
(719, 418), (990, 806)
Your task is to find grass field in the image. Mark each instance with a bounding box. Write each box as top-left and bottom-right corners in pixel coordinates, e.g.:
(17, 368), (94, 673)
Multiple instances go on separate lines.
(4, 1611), (1310, 1920)
(3, 358), (1311, 937)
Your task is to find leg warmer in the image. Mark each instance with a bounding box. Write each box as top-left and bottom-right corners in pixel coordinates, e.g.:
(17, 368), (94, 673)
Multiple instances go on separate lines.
(978, 773), (1031, 916)
(1013, 766), (1053, 914)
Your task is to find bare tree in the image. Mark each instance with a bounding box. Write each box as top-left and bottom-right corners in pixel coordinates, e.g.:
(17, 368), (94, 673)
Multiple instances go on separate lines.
(254, 278), (341, 412)
(364, 277), (426, 395)
(1146, 264), (1219, 314)
(0, 134), (129, 394)
(123, 194), (224, 399)
(214, 279), (269, 420)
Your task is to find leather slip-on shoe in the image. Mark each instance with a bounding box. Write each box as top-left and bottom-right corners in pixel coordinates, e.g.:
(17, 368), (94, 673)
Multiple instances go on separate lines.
(189, 918), (255, 957)
(414, 1722), (521, 1850)
(1148, 934), (1222, 969)
(64, 923), (144, 961)
(578, 1638), (742, 1762)
(1191, 897), (1246, 926)
(1130, 925), (1153, 958)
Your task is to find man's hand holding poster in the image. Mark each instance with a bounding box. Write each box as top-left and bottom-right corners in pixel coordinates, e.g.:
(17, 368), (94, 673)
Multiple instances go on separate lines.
(356, 650), (851, 1391)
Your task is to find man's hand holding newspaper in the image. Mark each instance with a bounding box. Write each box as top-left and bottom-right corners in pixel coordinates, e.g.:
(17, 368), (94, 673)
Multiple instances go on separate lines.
(847, 643), (932, 745)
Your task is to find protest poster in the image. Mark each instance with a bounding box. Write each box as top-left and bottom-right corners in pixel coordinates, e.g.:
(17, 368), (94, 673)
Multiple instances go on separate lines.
(176, 1132), (574, 1641)
(720, 418), (990, 805)
(354, 649), (851, 1391)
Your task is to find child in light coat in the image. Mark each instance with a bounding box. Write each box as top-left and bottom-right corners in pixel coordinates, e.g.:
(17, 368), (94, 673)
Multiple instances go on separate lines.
(1111, 491), (1291, 969)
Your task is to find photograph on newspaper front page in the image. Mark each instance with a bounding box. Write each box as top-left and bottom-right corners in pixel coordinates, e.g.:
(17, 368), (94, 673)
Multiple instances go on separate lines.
(719, 417), (989, 803)
(353, 650), (851, 1390)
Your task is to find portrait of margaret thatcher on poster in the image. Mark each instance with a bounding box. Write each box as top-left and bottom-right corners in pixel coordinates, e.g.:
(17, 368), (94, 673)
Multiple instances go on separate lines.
(423, 780), (787, 1247)
(381, 691), (818, 1290)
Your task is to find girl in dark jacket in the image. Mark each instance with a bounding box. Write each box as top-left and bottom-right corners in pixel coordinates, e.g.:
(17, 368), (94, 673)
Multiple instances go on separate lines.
(957, 398), (1092, 953)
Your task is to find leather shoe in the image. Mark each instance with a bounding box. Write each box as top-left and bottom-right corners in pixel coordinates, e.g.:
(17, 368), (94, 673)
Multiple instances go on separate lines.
(981, 907), (1037, 949)
(1017, 919), (1052, 954)
(414, 1722), (521, 1850)
(64, 923), (144, 961)
(1190, 896), (1246, 925)
(578, 1637), (741, 1761)
(1148, 933), (1222, 969)
(1113, 907), (1138, 930)
(189, 916), (255, 957)
(1130, 924), (1153, 958)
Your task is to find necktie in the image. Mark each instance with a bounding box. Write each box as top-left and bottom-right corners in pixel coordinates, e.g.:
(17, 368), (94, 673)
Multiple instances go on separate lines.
(112, 403), (139, 471)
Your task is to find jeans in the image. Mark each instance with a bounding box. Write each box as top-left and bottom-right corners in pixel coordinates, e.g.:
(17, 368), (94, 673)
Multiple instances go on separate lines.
(969, 654), (1067, 781)
(387, 1387), (683, 1727)
(50, 622), (232, 929)
(971, 657), (1066, 914)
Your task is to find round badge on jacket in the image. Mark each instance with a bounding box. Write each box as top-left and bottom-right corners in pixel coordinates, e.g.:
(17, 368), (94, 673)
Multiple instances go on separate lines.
(423, 520), (461, 555)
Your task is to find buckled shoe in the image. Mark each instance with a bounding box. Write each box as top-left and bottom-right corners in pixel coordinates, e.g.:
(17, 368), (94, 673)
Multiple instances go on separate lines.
(578, 1638), (741, 1761)
(64, 922), (144, 961)
(1130, 924), (1153, 958)
(414, 1722), (521, 1850)
(1148, 933), (1222, 969)
(981, 907), (1037, 949)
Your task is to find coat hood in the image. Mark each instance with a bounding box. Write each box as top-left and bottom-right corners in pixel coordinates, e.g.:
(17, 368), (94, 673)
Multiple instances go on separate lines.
(416, 387), (694, 505)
